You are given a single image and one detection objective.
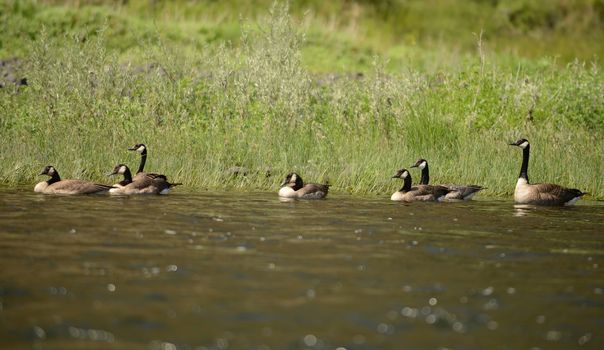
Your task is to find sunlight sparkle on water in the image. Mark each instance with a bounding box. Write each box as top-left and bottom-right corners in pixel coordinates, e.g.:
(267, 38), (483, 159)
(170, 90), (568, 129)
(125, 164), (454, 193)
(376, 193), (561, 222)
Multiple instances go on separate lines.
(376, 322), (392, 334)
(33, 326), (45, 339)
(578, 333), (592, 345)
(401, 307), (418, 318)
(303, 334), (317, 346)
(482, 286), (494, 296)
(68, 326), (115, 342)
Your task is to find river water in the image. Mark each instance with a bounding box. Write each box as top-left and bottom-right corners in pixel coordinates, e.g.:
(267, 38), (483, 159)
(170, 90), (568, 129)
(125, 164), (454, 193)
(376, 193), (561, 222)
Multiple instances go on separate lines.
(0, 189), (603, 349)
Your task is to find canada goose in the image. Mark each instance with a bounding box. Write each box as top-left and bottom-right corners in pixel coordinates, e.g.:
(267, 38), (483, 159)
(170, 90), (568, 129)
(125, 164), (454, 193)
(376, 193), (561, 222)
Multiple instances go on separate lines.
(509, 138), (585, 206)
(34, 165), (113, 195)
(411, 158), (484, 201)
(107, 164), (133, 188)
(391, 168), (450, 202)
(127, 143), (165, 181)
(107, 164), (181, 195)
(278, 172), (329, 199)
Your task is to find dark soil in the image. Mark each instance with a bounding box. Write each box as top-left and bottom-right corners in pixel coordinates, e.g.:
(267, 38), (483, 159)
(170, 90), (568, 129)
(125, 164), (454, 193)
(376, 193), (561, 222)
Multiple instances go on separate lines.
(0, 58), (27, 88)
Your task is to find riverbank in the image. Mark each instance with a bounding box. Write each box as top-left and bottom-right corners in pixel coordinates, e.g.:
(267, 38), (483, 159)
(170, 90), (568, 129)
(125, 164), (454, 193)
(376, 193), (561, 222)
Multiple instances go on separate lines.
(1, 2), (602, 199)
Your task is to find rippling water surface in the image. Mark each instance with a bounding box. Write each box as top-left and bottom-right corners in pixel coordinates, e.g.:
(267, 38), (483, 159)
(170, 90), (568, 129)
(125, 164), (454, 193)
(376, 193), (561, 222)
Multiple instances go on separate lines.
(0, 189), (603, 349)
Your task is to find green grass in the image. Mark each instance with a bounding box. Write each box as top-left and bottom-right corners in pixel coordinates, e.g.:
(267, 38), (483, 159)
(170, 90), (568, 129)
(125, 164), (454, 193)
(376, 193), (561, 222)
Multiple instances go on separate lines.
(2, 0), (604, 71)
(1, 2), (603, 199)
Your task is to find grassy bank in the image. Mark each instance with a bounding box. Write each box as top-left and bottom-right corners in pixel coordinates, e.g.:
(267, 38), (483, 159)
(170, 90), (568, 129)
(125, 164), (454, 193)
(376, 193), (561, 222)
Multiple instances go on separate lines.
(3, 0), (604, 71)
(1, 3), (603, 199)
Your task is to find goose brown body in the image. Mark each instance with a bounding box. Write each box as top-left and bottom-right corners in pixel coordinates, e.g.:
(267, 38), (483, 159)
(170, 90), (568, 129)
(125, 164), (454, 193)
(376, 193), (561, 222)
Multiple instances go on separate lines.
(411, 159), (484, 201)
(278, 173), (329, 199)
(514, 178), (584, 206)
(34, 166), (113, 195)
(108, 164), (181, 195)
(391, 168), (450, 202)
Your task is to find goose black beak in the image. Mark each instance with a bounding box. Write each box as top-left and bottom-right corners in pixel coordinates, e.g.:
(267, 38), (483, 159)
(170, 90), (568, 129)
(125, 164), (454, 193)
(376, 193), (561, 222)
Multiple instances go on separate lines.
(508, 142), (517, 146)
(410, 164), (418, 168)
(38, 171), (46, 176)
(127, 146), (137, 151)
(106, 171), (117, 176)
(391, 175), (399, 179)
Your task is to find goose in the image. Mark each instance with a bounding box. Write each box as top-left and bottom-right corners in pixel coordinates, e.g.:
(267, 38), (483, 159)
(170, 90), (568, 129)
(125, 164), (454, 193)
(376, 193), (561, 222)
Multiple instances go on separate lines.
(107, 164), (181, 195)
(411, 158), (484, 201)
(108, 164), (133, 189)
(509, 138), (585, 205)
(391, 168), (450, 202)
(127, 143), (165, 181)
(34, 165), (113, 195)
(278, 172), (329, 199)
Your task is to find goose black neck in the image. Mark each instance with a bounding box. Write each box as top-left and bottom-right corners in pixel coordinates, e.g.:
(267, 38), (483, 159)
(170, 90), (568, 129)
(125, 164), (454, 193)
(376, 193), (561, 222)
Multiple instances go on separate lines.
(519, 145), (530, 182)
(399, 175), (412, 192)
(293, 176), (304, 191)
(47, 171), (61, 185)
(122, 167), (133, 183)
(137, 150), (147, 174)
(420, 164), (430, 185)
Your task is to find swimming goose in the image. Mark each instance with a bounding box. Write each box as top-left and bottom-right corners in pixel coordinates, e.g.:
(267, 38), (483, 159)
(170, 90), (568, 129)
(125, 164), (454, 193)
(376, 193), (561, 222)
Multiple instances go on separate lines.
(34, 165), (113, 195)
(107, 164), (181, 195)
(391, 168), (450, 202)
(509, 138), (585, 205)
(128, 143), (165, 181)
(411, 158), (484, 201)
(107, 164), (133, 188)
(278, 172), (330, 199)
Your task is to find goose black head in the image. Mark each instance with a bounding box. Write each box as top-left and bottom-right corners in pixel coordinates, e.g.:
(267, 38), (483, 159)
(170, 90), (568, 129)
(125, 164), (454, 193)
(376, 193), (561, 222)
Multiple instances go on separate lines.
(391, 168), (410, 179)
(39, 165), (57, 176)
(509, 138), (530, 149)
(280, 172), (303, 189)
(128, 143), (147, 154)
(107, 164), (129, 176)
(411, 158), (428, 169)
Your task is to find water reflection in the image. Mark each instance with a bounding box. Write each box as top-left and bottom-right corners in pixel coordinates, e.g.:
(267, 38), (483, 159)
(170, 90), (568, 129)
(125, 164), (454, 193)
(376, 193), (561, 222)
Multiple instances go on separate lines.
(0, 189), (603, 349)
(513, 204), (533, 217)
